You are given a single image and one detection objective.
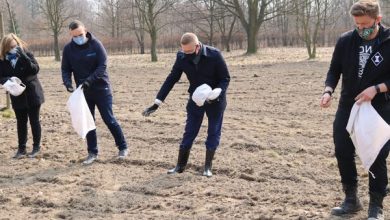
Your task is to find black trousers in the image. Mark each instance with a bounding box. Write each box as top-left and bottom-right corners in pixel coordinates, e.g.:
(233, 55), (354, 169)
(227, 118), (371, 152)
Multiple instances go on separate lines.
(13, 105), (41, 150)
(333, 108), (390, 196)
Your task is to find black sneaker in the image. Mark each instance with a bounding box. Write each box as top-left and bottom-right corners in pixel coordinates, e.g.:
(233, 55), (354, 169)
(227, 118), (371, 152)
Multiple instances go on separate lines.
(29, 149), (40, 158)
(13, 150), (27, 159)
(82, 153), (98, 165)
(118, 149), (128, 160)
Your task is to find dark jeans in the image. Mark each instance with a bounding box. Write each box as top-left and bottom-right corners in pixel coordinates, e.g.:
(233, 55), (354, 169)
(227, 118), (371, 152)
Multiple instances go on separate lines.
(180, 99), (225, 151)
(14, 105), (41, 150)
(334, 108), (390, 196)
(85, 90), (127, 155)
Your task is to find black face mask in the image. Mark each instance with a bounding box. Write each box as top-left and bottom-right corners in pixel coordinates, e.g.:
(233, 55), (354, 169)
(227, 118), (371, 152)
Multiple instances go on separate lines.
(185, 52), (197, 60)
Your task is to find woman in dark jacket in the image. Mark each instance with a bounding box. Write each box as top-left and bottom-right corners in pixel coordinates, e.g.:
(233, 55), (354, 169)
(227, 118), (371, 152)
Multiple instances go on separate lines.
(0, 33), (44, 158)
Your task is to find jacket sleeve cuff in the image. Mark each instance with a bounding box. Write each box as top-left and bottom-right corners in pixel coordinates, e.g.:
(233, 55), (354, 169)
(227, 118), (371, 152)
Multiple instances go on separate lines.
(154, 99), (162, 106)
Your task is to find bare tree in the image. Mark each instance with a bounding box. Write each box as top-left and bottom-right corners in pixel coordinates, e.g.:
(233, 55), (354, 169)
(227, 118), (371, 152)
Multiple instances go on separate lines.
(216, 0), (288, 54)
(124, 0), (146, 54)
(5, 0), (17, 34)
(0, 0), (361, 55)
(295, 0), (330, 59)
(175, 0), (218, 45)
(273, 0), (291, 46)
(135, 0), (176, 62)
(215, 4), (236, 51)
(27, 0), (40, 19)
(39, 0), (72, 61)
(99, 0), (123, 38)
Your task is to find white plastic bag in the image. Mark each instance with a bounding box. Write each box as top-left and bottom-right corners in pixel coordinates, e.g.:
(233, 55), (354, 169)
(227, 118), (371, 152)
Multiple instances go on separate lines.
(208, 88), (222, 100)
(192, 84), (222, 107)
(346, 102), (390, 173)
(66, 86), (96, 139)
(192, 84), (212, 106)
(2, 77), (26, 96)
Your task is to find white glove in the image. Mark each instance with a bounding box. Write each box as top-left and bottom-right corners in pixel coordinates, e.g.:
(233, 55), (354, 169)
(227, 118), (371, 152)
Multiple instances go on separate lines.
(207, 88), (222, 101)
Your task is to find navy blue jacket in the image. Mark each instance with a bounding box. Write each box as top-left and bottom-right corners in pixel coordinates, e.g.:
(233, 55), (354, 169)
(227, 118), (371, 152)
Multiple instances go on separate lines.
(0, 51), (44, 109)
(156, 44), (230, 102)
(326, 25), (390, 112)
(61, 32), (111, 92)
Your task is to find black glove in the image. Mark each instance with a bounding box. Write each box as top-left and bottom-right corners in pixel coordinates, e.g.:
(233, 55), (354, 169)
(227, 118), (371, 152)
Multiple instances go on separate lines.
(142, 104), (159, 116)
(66, 86), (74, 93)
(81, 80), (91, 90)
(16, 47), (29, 60)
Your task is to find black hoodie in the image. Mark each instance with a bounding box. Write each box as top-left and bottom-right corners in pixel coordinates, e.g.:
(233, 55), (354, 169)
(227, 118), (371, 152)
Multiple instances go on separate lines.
(326, 24), (390, 112)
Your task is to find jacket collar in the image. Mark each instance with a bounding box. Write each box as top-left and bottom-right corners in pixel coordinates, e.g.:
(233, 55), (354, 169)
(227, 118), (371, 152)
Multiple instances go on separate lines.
(199, 43), (208, 57)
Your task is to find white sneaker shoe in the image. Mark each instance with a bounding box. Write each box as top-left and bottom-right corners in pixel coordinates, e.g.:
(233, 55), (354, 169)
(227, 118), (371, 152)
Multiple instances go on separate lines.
(118, 149), (128, 160)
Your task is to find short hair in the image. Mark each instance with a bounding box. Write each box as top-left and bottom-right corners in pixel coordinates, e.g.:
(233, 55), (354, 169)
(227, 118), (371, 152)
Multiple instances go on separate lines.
(69, 20), (85, 30)
(350, 0), (381, 19)
(180, 33), (199, 45)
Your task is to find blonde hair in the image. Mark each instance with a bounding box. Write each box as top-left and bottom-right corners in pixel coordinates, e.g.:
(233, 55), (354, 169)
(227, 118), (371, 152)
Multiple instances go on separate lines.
(350, 0), (381, 19)
(180, 33), (199, 45)
(0, 33), (28, 60)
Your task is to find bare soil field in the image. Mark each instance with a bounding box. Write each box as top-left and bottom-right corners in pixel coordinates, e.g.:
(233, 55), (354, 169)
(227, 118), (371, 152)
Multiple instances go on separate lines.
(0, 48), (387, 219)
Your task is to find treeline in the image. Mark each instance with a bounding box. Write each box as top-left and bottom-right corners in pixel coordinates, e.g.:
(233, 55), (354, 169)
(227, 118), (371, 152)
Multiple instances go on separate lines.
(2, 0), (390, 60)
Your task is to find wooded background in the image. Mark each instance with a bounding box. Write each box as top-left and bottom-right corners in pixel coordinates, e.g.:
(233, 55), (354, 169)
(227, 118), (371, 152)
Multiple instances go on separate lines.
(2, 0), (390, 61)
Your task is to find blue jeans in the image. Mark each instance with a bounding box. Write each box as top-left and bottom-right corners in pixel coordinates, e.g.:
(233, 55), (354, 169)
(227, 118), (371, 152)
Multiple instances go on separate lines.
(85, 89), (127, 155)
(180, 98), (226, 151)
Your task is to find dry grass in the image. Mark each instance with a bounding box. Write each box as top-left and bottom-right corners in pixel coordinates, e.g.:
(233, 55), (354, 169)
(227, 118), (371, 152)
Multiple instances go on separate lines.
(36, 47), (334, 70)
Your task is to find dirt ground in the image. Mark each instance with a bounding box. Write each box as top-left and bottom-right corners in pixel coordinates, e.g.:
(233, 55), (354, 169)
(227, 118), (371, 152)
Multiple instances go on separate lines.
(0, 48), (388, 219)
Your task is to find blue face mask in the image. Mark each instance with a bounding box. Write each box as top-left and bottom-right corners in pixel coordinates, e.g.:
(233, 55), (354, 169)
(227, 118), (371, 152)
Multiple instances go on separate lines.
(73, 36), (86, 45)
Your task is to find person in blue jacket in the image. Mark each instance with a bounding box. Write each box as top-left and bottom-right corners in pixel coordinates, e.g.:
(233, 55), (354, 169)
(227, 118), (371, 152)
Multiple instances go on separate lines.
(143, 33), (230, 177)
(61, 20), (128, 165)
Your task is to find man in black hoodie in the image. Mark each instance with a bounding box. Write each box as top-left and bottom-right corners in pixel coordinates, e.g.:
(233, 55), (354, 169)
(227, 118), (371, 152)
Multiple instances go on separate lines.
(62, 20), (128, 165)
(321, 1), (389, 219)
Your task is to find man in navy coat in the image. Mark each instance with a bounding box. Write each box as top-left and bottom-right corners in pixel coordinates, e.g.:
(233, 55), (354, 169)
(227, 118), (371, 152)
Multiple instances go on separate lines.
(143, 33), (230, 177)
(62, 20), (128, 164)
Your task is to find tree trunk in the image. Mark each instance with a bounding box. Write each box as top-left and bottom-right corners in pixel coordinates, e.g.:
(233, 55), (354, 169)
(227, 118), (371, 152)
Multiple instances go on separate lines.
(246, 27), (258, 54)
(226, 16), (236, 52)
(112, 19), (115, 37)
(53, 32), (60, 61)
(117, 16), (120, 38)
(140, 30), (145, 54)
(150, 29), (157, 62)
(221, 35), (226, 51)
(5, 0), (16, 34)
(0, 12), (10, 110)
(209, 4), (214, 45)
(140, 42), (145, 54)
(310, 44), (316, 59)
